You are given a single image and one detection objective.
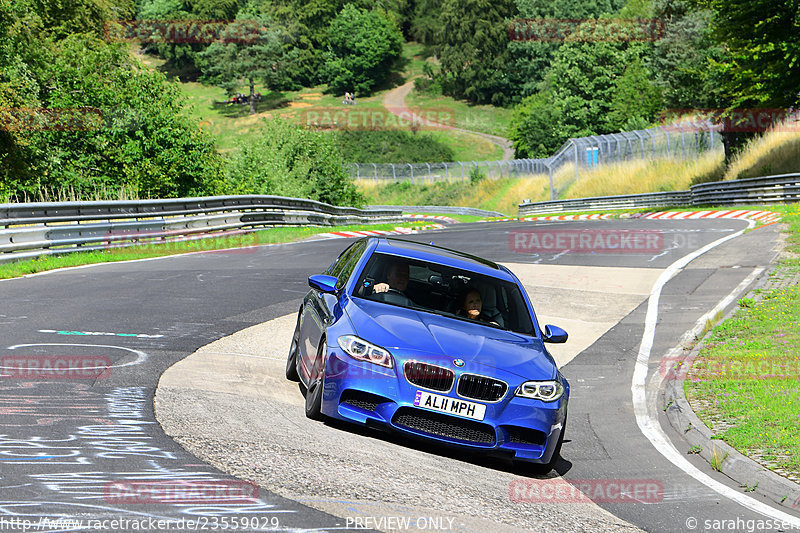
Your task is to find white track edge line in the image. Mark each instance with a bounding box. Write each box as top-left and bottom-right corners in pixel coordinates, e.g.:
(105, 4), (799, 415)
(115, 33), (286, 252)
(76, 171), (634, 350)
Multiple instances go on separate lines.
(632, 219), (800, 525)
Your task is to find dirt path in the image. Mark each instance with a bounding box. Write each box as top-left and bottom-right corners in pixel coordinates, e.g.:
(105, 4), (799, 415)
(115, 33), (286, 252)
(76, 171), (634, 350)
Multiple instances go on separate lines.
(382, 81), (515, 161)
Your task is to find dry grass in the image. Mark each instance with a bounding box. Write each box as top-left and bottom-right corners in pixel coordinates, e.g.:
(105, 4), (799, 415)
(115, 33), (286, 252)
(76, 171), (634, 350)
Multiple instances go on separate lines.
(357, 151), (736, 214)
(562, 151), (725, 199)
(356, 165), (576, 215)
(723, 130), (800, 180)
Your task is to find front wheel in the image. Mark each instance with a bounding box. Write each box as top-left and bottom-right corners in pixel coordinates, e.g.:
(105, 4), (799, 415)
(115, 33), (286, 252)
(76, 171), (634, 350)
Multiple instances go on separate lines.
(515, 414), (566, 475)
(304, 342), (326, 420)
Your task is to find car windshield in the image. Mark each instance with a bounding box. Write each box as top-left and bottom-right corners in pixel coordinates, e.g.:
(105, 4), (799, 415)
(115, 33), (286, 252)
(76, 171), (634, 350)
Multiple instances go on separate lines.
(354, 252), (536, 336)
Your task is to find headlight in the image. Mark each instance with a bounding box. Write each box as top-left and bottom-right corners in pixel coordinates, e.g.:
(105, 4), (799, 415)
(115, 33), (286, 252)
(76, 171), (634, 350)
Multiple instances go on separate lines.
(337, 335), (393, 368)
(516, 380), (564, 402)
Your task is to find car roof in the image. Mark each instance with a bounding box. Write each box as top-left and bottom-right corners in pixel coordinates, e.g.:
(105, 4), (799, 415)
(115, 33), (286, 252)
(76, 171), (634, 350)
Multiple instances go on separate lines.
(369, 237), (514, 281)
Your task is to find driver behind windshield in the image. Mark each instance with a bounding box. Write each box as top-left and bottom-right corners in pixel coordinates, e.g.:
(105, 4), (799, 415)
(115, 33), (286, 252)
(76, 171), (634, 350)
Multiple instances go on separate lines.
(374, 261), (409, 293)
(373, 261), (415, 305)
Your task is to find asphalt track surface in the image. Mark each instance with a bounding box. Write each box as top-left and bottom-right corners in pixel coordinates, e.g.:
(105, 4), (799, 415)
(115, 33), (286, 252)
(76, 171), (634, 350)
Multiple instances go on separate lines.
(0, 219), (798, 532)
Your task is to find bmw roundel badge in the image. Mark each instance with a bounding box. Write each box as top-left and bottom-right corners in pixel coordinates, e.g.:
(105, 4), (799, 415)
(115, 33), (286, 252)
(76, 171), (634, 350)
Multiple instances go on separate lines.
(453, 359), (465, 367)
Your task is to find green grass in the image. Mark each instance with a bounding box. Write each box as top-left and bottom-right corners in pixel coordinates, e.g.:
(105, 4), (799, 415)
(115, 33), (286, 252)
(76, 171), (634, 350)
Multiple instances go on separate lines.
(0, 221), (430, 280)
(405, 89), (514, 138)
(424, 130), (503, 161)
(397, 41), (437, 81)
(685, 203), (800, 479)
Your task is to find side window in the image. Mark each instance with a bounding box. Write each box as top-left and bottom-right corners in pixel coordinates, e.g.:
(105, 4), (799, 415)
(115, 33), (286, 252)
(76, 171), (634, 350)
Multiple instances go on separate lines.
(327, 242), (358, 278)
(335, 241), (366, 290)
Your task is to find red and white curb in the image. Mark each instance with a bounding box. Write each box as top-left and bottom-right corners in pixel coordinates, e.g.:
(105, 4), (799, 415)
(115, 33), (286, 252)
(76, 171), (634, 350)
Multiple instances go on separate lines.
(487, 210), (781, 224)
(317, 210), (781, 240)
(316, 224), (446, 240)
(635, 209), (781, 224)
(489, 214), (612, 222)
(405, 214), (459, 224)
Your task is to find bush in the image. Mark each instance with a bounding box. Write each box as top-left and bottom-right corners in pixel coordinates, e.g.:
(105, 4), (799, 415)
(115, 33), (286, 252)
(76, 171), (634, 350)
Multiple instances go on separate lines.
(226, 118), (364, 207)
(507, 92), (566, 158)
(469, 166), (486, 184)
(333, 130), (455, 163)
(413, 64), (443, 96)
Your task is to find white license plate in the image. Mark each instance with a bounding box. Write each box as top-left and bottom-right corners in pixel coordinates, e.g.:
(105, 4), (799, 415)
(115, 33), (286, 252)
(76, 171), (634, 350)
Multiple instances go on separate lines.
(413, 390), (486, 421)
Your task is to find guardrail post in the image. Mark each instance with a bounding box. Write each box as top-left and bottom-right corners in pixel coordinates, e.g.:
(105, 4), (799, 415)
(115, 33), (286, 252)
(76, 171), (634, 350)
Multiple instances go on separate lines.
(459, 161), (464, 180)
(444, 162), (449, 180)
(408, 163), (414, 184)
(391, 163), (397, 182)
(633, 131), (645, 159)
(372, 163), (377, 180)
(354, 163), (360, 179)
(426, 162), (431, 181)
(571, 139), (579, 182)
(681, 130), (686, 158)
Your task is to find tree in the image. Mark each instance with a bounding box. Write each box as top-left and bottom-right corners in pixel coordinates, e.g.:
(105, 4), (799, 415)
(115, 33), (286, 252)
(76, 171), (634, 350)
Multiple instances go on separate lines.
(699, 0), (800, 109)
(607, 58), (663, 131)
(0, 0), (45, 197)
(226, 118), (363, 206)
(507, 39), (652, 157)
(136, 0), (199, 75)
(651, 0), (723, 109)
(410, 0), (440, 45)
(29, 0), (134, 39)
(199, 13), (295, 114)
(436, 0), (516, 105)
(506, 0), (628, 101)
(134, 0), (242, 77)
(547, 40), (650, 137)
(322, 4), (403, 95)
(695, 0), (800, 161)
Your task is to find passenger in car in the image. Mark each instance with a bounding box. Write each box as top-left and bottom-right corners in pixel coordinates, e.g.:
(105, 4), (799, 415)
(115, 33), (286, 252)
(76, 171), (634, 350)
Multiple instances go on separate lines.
(457, 289), (500, 325)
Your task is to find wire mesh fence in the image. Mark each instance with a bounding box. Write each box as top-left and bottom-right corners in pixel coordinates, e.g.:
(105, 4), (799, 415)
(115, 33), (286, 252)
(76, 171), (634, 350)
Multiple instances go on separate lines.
(346, 124), (722, 199)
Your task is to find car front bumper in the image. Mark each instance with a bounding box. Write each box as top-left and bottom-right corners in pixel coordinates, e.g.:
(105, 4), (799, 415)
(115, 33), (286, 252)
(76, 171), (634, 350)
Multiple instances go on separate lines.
(319, 349), (568, 464)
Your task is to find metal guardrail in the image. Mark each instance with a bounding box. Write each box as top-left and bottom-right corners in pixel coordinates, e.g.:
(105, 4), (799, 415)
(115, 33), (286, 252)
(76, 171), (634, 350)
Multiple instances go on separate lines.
(519, 191), (691, 215)
(0, 195), (403, 264)
(519, 174), (800, 215)
(367, 205), (507, 217)
(690, 173), (800, 206)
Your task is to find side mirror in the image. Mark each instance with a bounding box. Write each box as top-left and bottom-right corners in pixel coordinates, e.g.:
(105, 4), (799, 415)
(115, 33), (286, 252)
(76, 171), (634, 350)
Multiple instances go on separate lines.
(543, 324), (568, 344)
(308, 274), (338, 294)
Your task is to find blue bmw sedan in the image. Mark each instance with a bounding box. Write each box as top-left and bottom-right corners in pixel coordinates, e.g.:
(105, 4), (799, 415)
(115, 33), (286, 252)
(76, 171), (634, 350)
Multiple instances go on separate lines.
(286, 237), (569, 470)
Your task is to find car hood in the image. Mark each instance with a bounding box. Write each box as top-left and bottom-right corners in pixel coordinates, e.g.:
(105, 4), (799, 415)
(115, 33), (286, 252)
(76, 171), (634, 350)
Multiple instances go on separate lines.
(345, 298), (556, 380)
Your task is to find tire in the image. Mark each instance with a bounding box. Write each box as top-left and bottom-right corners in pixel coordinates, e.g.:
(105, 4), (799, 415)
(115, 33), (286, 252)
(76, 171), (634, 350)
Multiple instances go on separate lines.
(304, 341), (326, 420)
(285, 314), (301, 382)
